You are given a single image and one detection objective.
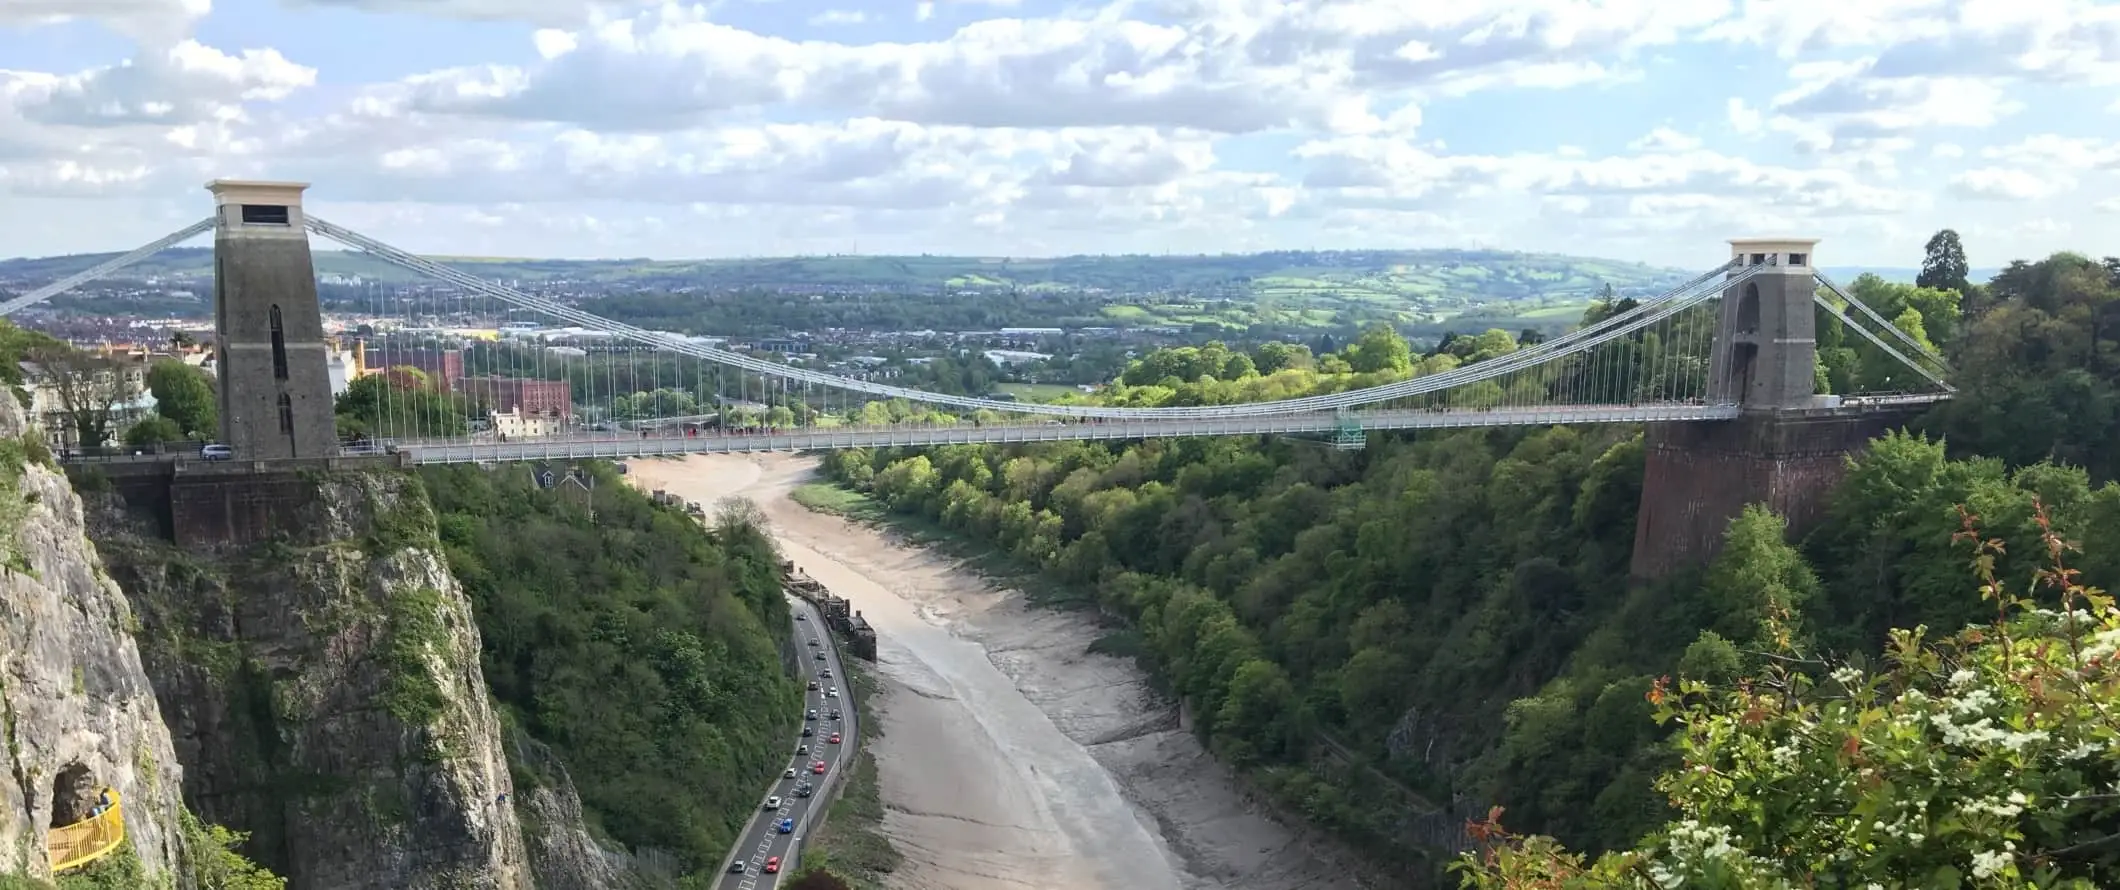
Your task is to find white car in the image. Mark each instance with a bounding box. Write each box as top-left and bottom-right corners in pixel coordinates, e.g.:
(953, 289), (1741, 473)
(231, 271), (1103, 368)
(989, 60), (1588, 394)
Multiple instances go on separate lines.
(764, 796), (781, 809)
(783, 768), (797, 779)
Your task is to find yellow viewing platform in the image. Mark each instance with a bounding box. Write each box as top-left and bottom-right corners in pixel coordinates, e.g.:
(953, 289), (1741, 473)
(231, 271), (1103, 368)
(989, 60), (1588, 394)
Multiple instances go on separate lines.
(49, 788), (124, 873)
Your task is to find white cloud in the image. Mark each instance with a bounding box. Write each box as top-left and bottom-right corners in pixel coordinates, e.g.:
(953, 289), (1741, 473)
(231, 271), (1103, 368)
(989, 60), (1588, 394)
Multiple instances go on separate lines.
(0, 0), (209, 41)
(1630, 128), (1702, 152)
(2098, 197), (2120, 213)
(282, 0), (648, 25)
(1980, 134), (2120, 170)
(10, 40), (314, 128)
(1948, 168), (2068, 201)
(0, 0), (2112, 266)
(1712, 0), (2118, 160)
(1726, 97), (1763, 135)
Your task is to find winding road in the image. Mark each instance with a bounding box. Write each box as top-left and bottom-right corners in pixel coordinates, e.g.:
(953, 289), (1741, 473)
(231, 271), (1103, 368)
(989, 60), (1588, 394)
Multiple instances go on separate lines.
(715, 595), (860, 887)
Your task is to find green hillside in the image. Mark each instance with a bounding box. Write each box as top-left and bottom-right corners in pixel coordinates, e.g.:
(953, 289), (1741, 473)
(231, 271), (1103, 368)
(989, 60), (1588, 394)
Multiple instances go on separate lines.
(0, 247), (1690, 321)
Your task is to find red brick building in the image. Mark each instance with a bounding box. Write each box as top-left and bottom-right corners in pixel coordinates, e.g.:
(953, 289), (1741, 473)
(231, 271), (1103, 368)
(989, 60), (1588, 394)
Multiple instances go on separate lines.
(460, 375), (572, 418)
(365, 347), (463, 392)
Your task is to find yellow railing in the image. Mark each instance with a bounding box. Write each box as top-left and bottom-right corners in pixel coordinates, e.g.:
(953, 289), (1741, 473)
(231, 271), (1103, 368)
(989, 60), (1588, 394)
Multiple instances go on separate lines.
(49, 788), (125, 873)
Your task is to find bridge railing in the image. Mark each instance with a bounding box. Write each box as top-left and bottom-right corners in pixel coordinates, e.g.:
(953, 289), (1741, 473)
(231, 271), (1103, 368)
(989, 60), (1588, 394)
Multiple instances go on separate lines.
(49, 788), (125, 873)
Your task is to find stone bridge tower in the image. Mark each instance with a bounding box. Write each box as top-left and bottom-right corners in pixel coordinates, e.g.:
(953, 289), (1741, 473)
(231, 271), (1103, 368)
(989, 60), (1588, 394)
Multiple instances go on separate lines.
(1630, 239), (1915, 579)
(209, 180), (339, 459)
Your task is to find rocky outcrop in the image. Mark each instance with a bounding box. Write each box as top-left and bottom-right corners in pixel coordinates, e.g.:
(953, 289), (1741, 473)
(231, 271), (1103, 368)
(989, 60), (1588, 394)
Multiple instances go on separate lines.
(85, 469), (532, 889)
(0, 396), (186, 881)
(507, 730), (639, 890)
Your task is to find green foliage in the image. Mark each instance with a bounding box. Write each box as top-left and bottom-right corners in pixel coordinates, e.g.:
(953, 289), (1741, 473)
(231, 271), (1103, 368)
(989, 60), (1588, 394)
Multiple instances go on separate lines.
(785, 871), (855, 890)
(826, 426), (1675, 859)
(3, 246), (1691, 334)
(122, 416), (185, 448)
(1919, 228), (1973, 297)
(1929, 251), (2120, 480)
(1347, 322), (1415, 374)
(180, 808), (287, 889)
(363, 490), (440, 558)
(0, 321), (64, 385)
(377, 586), (449, 726)
(144, 361), (217, 439)
(334, 373), (469, 440)
(418, 463), (794, 873)
(824, 395), (2120, 872)
(1455, 506), (2120, 889)
(1816, 272), (1960, 394)
(0, 435), (40, 574)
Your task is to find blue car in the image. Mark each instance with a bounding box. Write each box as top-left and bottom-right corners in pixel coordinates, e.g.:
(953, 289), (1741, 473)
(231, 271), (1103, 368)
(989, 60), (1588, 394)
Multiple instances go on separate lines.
(777, 818), (794, 834)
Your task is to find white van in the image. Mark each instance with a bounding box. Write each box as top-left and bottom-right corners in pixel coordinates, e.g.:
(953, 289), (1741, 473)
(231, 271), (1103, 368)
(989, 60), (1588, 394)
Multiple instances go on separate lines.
(200, 444), (234, 461)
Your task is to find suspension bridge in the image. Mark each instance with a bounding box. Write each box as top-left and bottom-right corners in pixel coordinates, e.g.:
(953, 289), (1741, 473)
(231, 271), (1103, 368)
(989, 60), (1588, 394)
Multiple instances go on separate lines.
(3, 181), (1951, 471)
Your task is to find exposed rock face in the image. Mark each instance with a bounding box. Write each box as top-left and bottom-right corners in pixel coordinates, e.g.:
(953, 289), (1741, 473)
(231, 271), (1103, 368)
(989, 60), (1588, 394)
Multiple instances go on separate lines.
(0, 395), (185, 881)
(85, 469), (533, 889)
(507, 731), (637, 890)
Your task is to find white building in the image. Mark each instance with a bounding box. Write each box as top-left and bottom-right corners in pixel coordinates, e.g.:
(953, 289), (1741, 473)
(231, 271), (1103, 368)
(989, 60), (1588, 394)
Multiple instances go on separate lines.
(491, 407), (566, 439)
(16, 356), (156, 451)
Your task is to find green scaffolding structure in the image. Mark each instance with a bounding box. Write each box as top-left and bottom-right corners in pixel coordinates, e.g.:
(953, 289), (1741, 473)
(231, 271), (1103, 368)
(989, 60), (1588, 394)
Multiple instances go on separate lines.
(1332, 413), (1366, 450)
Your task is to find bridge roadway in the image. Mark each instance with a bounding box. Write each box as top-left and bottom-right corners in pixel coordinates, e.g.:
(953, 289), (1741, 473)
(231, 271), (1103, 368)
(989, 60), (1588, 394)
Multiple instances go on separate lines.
(716, 595), (858, 887)
(398, 404), (1747, 464)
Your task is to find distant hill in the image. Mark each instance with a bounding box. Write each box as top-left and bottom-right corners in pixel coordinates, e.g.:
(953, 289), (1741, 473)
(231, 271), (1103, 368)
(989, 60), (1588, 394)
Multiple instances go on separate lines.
(1823, 266), (2006, 286)
(0, 246), (1699, 329)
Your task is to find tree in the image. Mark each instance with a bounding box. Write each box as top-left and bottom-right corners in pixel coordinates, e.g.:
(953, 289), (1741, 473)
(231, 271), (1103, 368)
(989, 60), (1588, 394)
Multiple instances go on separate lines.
(334, 371), (469, 438)
(26, 345), (132, 449)
(123, 415), (185, 447)
(1253, 341), (1314, 374)
(1917, 228), (1971, 300)
(181, 809), (286, 889)
(1345, 322), (1413, 374)
(1455, 504), (2120, 890)
(0, 321), (63, 385)
(145, 359), (217, 438)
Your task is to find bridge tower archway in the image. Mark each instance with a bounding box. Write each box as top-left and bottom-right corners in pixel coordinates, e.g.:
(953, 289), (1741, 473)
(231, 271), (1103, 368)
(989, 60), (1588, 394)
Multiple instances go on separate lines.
(208, 180), (339, 459)
(1636, 237), (1890, 580)
(1707, 240), (1820, 410)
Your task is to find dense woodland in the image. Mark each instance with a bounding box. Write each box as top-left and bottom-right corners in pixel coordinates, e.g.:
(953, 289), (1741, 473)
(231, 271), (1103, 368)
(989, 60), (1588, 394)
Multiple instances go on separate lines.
(818, 235), (2120, 885)
(416, 464), (798, 881)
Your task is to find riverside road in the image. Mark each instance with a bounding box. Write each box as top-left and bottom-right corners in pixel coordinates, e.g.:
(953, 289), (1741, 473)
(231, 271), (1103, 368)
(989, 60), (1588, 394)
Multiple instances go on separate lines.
(718, 596), (859, 887)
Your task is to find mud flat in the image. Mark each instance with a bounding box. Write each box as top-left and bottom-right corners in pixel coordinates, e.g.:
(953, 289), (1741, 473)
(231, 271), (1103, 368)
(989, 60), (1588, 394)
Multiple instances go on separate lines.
(629, 454), (1363, 890)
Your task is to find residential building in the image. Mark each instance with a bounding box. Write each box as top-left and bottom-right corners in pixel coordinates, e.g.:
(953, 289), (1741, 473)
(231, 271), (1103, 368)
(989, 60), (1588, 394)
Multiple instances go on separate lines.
(16, 350), (157, 452)
(459, 375), (572, 417)
(364, 346), (463, 392)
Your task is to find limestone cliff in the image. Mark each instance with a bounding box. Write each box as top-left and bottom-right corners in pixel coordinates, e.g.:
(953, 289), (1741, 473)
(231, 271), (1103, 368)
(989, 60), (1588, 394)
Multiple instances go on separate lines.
(0, 395), (186, 881)
(84, 469), (533, 889)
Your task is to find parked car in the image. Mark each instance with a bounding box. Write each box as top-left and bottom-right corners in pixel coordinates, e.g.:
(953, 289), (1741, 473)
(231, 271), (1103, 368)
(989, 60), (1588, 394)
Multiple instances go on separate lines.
(200, 443), (234, 461)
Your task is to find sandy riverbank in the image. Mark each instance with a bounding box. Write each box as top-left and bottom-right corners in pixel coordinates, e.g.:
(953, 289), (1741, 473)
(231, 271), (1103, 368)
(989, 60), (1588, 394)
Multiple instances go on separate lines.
(629, 453), (1362, 890)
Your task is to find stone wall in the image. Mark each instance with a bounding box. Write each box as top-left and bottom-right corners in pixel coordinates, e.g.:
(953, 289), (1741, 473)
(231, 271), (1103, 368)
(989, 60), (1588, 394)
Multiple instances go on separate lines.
(70, 455), (405, 549)
(1630, 407), (1922, 579)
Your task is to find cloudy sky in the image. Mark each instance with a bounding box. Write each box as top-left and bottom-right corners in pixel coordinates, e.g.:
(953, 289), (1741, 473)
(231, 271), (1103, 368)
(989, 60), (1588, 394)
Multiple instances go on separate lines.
(0, 0), (2113, 268)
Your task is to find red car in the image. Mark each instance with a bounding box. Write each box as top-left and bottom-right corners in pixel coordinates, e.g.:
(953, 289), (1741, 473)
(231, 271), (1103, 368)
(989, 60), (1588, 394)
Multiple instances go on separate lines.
(764, 856), (780, 874)
(829, 733), (842, 744)
(812, 761), (827, 774)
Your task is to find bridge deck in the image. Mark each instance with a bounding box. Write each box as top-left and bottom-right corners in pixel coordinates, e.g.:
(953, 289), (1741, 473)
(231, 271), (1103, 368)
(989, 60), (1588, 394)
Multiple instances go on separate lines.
(399, 404), (1746, 464)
